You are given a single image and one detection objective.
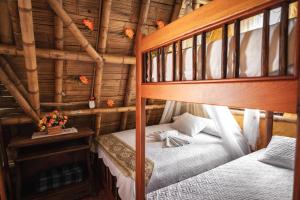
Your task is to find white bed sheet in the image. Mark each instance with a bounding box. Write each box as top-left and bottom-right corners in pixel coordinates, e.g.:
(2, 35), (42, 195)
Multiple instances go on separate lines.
(98, 123), (247, 200)
(147, 149), (294, 200)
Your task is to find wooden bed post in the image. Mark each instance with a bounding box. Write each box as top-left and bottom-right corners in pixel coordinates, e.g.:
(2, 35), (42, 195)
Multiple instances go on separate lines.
(293, 1), (300, 199)
(136, 33), (146, 200)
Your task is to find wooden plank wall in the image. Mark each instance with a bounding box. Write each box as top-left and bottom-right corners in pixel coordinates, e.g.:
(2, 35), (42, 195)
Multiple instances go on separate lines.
(0, 0), (173, 133)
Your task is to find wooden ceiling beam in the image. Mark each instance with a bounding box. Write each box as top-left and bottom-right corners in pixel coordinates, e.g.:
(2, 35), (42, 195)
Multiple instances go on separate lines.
(0, 104), (165, 125)
(0, 44), (136, 64)
(18, 0), (40, 116)
(94, 0), (113, 136)
(0, 0), (13, 44)
(6, 0), (22, 49)
(120, 0), (151, 131)
(0, 66), (39, 123)
(54, 0), (64, 104)
(0, 56), (29, 101)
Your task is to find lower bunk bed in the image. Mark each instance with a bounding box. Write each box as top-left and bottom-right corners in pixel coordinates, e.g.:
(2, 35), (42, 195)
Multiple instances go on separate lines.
(96, 122), (249, 200)
(147, 136), (295, 200)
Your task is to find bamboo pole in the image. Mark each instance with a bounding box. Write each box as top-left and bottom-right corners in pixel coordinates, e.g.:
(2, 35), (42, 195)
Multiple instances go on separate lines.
(170, 0), (183, 21)
(0, 104), (165, 125)
(47, 0), (105, 136)
(120, 0), (150, 131)
(7, 0), (22, 49)
(54, 0), (64, 104)
(0, 44), (136, 64)
(41, 101), (88, 107)
(0, 67), (39, 123)
(0, 56), (29, 101)
(94, 0), (113, 136)
(0, 0), (13, 44)
(18, 0), (40, 115)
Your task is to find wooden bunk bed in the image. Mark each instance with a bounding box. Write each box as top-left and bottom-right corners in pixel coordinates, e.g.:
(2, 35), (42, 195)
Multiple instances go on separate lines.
(135, 0), (300, 200)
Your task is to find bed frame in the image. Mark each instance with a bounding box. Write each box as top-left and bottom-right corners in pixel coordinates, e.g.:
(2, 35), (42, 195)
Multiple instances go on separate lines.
(136, 0), (300, 199)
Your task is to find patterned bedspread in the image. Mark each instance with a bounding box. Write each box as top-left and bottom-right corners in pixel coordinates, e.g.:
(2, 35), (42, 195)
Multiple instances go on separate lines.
(147, 150), (294, 200)
(96, 134), (154, 185)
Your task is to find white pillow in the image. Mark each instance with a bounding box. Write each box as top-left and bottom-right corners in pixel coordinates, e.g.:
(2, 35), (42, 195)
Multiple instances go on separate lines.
(173, 114), (220, 137)
(258, 136), (296, 170)
(171, 113), (207, 137)
(202, 119), (220, 137)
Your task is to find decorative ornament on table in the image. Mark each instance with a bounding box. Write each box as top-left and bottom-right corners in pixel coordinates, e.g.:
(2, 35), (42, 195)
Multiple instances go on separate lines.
(155, 20), (165, 29)
(39, 110), (68, 135)
(89, 96), (95, 109)
(107, 99), (115, 107)
(124, 27), (135, 40)
(82, 18), (94, 32)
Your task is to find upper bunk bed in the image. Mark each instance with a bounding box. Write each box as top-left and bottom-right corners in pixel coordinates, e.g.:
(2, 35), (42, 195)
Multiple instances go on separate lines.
(135, 0), (300, 199)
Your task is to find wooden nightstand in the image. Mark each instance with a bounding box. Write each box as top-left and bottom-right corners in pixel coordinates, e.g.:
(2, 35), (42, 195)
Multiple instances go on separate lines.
(8, 128), (94, 200)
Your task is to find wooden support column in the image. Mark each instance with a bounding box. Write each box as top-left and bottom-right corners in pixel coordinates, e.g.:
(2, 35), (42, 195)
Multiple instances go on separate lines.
(54, 0), (64, 103)
(0, 44), (136, 64)
(120, 0), (150, 130)
(293, 1), (300, 199)
(94, 0), (112, 136)
(18, 0), (40, 115)
(0, 56), (29, 101)
(7, 0), (22, 49)
(47, 0), (105, 136)
(0, 67), (39, 123)
(135, 32), (146, 200)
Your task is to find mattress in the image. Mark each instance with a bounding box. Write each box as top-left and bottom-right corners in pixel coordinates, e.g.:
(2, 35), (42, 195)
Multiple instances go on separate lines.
(98, 123), (247, 200)
(147, 149), (294, 200)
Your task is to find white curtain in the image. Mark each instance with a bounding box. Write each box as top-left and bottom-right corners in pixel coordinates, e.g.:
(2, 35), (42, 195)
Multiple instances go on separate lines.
(243, 109), (260, 150)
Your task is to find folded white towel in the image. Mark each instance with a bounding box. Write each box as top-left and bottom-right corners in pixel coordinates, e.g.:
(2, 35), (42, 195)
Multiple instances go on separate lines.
(158, 130), (179, 140)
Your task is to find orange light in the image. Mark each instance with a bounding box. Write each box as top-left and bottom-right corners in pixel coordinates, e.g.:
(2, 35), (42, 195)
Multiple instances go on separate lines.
(79, 75), (89, 85)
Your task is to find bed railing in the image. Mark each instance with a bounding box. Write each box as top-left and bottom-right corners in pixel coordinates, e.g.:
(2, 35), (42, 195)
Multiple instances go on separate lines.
(142, 0), (296, 83)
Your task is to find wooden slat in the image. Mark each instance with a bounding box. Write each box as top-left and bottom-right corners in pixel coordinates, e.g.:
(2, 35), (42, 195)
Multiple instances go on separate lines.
(265, 111), (273, 146)
(149, 51), (153, 82)
(141, 0), (285, 52)
(234, 20), (240, 78)
(262, 10), (270, 76)
(172, 42), (176, 81)
(161, 47), (166, 82)
(142, 53), (148, 83)
(157, 49), (161, 82)
(221, 24), (228, 79)
(141, 79), (297, 113)
(178, 40), (183, 81)
(192, 35), (197, 80)
(279, 2), (289, 75)
(201, 33), (206, 80)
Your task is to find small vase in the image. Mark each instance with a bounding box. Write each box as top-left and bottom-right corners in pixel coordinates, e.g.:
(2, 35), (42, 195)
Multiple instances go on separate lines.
(47, 126), (62, 135)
